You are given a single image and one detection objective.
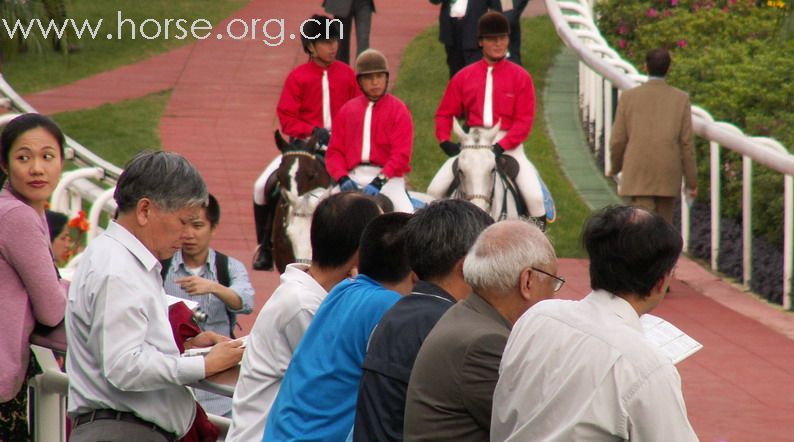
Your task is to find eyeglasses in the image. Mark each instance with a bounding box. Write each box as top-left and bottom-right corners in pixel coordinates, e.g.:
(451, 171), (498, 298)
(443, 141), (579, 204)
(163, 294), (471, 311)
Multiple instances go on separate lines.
(531, 267), (566, 292)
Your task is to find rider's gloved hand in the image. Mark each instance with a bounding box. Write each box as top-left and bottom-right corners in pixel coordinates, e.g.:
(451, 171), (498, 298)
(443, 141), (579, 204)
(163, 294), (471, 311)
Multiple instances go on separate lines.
(364, 174), (387, 196)
(440, 141), (461, 157)
(338, 176), (359, 192)
(313, 127), (331, 147)
(492, 143), (505, 159)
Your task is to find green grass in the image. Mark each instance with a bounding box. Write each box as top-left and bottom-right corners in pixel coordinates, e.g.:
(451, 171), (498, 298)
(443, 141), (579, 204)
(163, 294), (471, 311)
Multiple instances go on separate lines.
(2, 0), (246, 94)
(52, 89), (170, 167)
(394, 17), (591, 257)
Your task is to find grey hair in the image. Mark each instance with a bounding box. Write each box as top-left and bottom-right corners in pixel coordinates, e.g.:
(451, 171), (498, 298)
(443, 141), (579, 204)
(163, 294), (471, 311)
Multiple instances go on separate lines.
(114, 151), (208, 213)
(463, 219), (556, 294)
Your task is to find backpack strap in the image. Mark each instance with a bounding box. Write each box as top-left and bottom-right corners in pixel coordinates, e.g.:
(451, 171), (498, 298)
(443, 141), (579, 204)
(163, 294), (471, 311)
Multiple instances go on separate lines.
(213, 252), (237, 338)
(160, 257), (173, 282)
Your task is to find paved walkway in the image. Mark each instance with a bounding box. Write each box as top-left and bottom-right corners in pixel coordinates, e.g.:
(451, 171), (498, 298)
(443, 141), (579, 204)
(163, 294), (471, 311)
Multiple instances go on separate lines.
(22, 0), (794, 440)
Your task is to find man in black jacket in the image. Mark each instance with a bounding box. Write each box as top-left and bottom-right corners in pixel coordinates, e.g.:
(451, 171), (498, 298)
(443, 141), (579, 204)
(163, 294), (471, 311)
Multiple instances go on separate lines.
(430, 0), (502, 78)
(353, 200), (493, 441)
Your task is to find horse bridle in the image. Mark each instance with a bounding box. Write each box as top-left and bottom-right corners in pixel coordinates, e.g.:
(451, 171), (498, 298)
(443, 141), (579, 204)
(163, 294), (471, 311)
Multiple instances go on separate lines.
(281, 150), (317, 160)
(456, 144), (496, 204)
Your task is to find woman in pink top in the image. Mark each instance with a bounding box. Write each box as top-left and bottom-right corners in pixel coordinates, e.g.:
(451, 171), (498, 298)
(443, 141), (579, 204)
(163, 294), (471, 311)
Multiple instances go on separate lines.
(0, 113), (68, 440)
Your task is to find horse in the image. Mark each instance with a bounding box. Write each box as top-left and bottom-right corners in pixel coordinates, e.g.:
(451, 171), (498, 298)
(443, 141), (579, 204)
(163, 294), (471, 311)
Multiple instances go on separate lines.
(269, 131), (333, 273)
(445, 119), (556, 225)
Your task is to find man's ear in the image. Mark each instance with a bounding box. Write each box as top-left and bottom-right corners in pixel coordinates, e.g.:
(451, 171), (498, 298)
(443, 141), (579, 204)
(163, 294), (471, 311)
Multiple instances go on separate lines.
(519, 267), (533, 301)
(136, 198), (153, 227)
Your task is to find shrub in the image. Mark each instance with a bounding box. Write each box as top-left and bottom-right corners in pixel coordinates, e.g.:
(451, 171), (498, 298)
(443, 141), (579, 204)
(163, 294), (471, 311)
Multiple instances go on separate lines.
(596, 0), (793, 246)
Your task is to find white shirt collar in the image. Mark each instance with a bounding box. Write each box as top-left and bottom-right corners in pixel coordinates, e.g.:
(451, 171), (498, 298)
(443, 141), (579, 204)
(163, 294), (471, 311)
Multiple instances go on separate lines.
(104, 221), (160, 273)
(585, 289), (643, 333)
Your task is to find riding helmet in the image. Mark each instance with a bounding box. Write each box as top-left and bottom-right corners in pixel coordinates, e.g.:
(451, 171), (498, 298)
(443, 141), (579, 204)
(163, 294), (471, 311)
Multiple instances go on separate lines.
(355, 49), (389, 76)
(301, 15), (341, 54)
(477, 11), (510, 38)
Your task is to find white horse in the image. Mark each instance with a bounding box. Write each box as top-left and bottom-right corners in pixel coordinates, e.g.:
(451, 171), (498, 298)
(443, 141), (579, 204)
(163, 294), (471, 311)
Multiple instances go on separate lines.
(436, 119), (556, 224)
(277, 186), (333, 267)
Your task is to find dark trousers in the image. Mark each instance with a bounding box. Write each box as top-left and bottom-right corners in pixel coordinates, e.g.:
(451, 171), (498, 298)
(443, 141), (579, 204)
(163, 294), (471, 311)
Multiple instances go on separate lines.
(444, 19), (483, 78)
(335, 0), (373, 65)
(505, 0), (530, 65)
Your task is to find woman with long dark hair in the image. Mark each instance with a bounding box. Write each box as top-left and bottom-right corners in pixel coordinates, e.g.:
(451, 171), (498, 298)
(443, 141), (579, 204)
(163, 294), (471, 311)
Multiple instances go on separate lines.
(0, 113), (69, 440)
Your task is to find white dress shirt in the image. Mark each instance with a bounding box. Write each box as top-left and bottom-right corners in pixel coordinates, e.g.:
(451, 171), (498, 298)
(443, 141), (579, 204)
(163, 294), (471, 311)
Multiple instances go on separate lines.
(227, 263), (328, 442)
(491, 290), (698, 442)
(65, 221), (206, 437)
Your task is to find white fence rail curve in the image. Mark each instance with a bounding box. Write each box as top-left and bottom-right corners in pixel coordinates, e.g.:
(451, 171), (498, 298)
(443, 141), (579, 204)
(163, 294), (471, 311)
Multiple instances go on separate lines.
(545, 0), (794, 309)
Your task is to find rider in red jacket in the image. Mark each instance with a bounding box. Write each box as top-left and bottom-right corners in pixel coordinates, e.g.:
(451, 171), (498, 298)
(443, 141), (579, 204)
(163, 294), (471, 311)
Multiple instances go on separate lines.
(429, 11), (546, 224)
(325, 49), (415, 213)
(253, 15), (359, 271)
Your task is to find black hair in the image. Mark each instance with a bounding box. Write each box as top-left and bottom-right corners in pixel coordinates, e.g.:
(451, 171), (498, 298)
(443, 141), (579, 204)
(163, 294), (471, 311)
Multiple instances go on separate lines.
(301, 14), (342, 55)
(646, 48), (671, 77)
(0, 113), (66, 187)
(404, 200), (493, 281)
(310, 192), (381, 269)
(45, 209), (69, 243)
(583, 205), (682, 298)
(205, 193), (221, 227)
(358, 212), (412, 284)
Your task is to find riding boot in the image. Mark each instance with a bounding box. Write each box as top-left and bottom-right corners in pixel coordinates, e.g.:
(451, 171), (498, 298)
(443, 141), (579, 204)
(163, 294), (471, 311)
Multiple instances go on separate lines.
(252, 201), (275, 271)
(529, 215), (547, 232)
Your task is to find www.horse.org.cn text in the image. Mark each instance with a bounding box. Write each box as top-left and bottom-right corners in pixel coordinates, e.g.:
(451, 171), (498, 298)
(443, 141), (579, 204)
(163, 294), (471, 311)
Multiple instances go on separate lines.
(0, 13), (345, 47)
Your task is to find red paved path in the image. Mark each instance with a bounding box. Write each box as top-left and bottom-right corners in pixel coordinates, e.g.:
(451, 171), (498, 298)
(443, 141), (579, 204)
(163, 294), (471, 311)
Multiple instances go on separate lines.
(22, 0), (794, 440)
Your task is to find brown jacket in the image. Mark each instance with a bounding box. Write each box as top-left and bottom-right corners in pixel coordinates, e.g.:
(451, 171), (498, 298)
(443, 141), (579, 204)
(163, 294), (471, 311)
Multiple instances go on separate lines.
(403, 293), (511, 441)
(609, 79), (697, 197)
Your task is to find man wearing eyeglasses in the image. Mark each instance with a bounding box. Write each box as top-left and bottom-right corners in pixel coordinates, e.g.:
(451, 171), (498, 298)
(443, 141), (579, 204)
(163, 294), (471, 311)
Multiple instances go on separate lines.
(403, 219), (559, 441)
(491, 205), (697, 441)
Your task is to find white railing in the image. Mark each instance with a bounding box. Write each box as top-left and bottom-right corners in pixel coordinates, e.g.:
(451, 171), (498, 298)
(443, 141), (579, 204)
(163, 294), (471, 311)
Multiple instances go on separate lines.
(545, 0), (794, 309)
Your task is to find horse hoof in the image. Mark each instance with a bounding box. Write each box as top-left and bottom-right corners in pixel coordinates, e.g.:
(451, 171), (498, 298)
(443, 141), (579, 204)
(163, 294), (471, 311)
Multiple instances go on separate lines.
(252, 245), (274, 271)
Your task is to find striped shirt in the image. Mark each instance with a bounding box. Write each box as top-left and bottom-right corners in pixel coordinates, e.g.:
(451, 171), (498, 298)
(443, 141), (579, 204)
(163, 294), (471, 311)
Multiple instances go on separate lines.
(163, 249), (255, 417)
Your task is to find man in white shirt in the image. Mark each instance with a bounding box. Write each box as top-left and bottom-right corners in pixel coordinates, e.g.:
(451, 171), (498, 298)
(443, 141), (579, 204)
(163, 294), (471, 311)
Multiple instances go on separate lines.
(491, 205), (698, 441)
(66, 151), (244, 441)
(227, 192), (381, 442)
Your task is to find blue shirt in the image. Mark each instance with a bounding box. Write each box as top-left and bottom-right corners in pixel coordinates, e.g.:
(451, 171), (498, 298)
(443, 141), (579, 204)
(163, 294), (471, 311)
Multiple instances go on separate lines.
(163, 249), (254, 338)
(264, 274), (401, 441)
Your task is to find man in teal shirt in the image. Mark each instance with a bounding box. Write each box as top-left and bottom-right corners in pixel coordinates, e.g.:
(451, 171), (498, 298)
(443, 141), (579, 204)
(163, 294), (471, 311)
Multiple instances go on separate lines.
(264, 213), (415, 441)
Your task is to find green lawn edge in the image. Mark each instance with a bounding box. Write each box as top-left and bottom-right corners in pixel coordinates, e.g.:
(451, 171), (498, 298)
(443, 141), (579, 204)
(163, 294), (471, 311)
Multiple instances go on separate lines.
(1, 0), (247, 94)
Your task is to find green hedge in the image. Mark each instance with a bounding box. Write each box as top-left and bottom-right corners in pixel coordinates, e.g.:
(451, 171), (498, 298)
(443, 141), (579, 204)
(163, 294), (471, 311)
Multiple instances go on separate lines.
(596, 0), (792, 245)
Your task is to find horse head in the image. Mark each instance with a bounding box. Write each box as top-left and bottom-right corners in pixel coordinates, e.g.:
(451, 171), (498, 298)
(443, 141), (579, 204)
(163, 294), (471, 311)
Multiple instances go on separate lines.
(453, 119), (502, 212)
(280, 187), (333, 266)
(274, 130), (332, 195)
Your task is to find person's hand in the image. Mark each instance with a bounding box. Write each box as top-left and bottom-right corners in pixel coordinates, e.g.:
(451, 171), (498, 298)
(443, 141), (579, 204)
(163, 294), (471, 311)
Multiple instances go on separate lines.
(203, 339), (244, 376)
(688, 186), (698, 200)
(492, 143), (505, 159)
(312, 127), (331, 147)
(185, 331), (230, 350)
(338, 176), (359, 192)
(440, 140), (461, 157)
(363, 174), (387, 196)
(175, 275), (217, 296)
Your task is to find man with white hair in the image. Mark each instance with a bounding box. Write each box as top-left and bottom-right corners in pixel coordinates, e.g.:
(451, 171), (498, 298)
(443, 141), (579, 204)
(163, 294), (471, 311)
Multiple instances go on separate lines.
(403, 220), (562, 441)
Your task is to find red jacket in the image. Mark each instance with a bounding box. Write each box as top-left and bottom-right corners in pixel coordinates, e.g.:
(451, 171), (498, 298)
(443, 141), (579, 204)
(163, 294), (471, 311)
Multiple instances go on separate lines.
(326, 94), (414, 180)
(277, 60), (360, 139)
(435, 58), (535, 150)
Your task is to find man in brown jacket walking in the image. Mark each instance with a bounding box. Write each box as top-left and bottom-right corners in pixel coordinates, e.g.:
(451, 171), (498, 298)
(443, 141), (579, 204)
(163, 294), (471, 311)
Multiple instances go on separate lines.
(608, 48), (698, 224)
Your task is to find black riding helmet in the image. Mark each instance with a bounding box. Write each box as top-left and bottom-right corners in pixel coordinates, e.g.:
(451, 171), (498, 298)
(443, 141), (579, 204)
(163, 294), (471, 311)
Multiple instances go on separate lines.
(301, 15), (341, 55)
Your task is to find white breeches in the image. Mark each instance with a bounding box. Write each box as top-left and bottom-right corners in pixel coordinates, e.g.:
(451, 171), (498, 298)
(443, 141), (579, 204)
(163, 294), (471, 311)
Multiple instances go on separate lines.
(427, 139), (545, 217)
(349, 165), (413, 213)
(253, 155), (282, 205)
